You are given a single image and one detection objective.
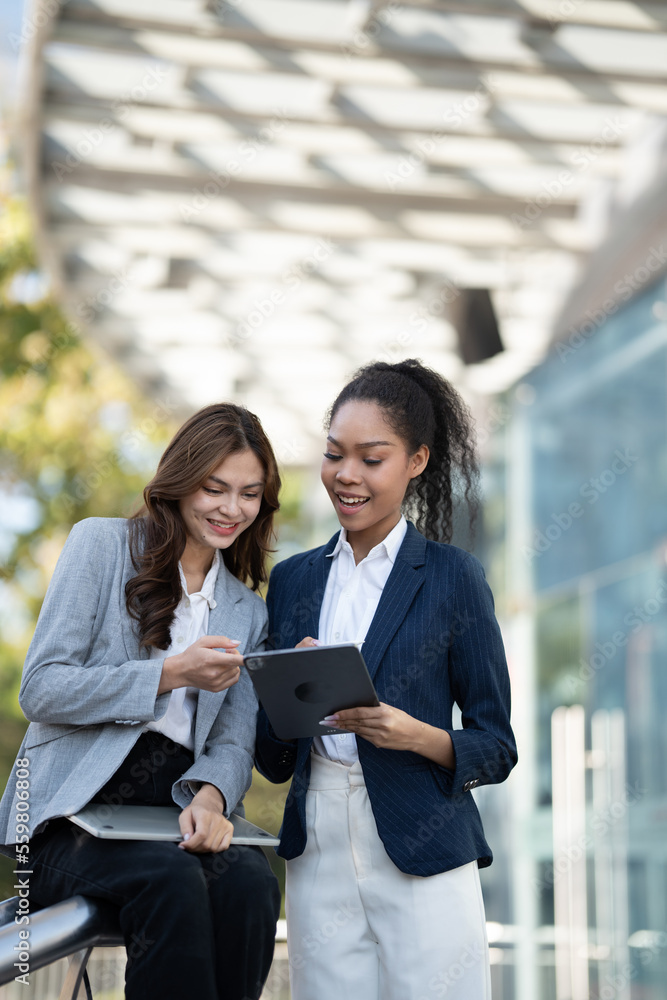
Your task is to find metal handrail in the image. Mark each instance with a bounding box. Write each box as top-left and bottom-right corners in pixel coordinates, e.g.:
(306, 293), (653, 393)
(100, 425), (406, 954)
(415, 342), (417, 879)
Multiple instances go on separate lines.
(0, 894), (123, 997)
(0, 893), (287, 998)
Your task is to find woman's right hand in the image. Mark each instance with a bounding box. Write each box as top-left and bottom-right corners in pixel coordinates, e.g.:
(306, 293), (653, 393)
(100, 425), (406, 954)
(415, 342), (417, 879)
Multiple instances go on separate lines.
(159, 635), (244, 694)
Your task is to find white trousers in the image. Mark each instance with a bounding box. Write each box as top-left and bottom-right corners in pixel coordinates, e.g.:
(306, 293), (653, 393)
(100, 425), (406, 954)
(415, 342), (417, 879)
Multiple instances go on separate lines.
(286, 753), (492, 1000)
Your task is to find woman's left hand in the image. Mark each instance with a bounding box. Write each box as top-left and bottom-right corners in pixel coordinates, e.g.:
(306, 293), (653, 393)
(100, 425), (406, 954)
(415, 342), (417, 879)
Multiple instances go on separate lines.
(178, 783), (233, 853)
(324, 702), (424, 751)
(324, 703), (456, 768)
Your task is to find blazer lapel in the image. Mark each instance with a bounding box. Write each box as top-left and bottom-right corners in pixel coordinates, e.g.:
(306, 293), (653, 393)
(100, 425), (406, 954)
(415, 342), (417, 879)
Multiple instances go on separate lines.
(193, 564), (249, 754)
(298, 532), (338, 642)
(361, 523), (427, 681)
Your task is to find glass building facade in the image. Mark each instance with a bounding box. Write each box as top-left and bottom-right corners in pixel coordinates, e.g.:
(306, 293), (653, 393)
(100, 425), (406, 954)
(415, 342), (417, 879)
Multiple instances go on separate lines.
(481, 276), (667, 999)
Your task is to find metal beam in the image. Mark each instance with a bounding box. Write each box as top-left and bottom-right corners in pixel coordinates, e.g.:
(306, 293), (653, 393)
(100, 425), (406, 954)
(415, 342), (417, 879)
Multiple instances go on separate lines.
(397, 0), (667, 33)
(40, 83), (635, 151)
(41, 160), (579, 216)
(49, 21), (667, 115)
(45, 104), (609, 176)
(50, 227), (583, 274)
(58, 0), (667, 85)
(45, 206), (586, 256)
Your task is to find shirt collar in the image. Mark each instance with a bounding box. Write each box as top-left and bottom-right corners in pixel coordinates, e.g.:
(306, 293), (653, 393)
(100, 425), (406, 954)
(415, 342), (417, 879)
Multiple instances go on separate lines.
(178, 549), (220, 609)
(326, 515), (408, 565)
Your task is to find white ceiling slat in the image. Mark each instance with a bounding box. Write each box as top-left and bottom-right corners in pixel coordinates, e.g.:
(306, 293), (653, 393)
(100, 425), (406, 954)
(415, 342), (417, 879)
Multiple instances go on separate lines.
(47, 189), (583, 254)
(44, 105), (634, 183)
(401, 0), (667, 33)
(43, 52), (644, 148)
(50, 21), (667, 112)
(61, 0), (667, 36)
(45, 130), (596, 205)
(58, 0), (667, 85)
(61, 0), (667, 51)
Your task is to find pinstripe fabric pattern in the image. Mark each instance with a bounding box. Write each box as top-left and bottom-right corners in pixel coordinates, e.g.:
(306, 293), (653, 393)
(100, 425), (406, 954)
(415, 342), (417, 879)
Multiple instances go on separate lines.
(255, 521), (517, 876)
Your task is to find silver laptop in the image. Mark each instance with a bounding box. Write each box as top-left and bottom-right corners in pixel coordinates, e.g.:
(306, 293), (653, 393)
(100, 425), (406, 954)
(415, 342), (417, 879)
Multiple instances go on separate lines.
(68, 804), (280, 846)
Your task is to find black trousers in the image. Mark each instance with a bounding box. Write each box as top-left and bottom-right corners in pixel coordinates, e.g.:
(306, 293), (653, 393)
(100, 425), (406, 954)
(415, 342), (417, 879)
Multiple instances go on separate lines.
(29, 732), (281, 1000)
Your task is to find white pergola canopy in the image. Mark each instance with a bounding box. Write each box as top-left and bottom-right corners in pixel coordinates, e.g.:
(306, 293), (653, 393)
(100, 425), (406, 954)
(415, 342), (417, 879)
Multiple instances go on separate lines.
(23, 0), (667, 460)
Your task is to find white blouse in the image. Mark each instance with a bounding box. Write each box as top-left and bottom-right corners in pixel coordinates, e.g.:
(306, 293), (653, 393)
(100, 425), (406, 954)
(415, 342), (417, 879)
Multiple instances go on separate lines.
(145, 550), (221, 751)
(312, 517), (408, 765)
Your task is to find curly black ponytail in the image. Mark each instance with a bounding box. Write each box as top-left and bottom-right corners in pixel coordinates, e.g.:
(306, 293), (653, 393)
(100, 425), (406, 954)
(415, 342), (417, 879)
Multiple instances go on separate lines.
(328, 358), (480, 544)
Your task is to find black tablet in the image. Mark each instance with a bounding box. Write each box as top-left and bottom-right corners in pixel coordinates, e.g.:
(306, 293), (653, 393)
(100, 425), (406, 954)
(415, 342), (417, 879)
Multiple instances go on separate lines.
(245, 644), (380, 740)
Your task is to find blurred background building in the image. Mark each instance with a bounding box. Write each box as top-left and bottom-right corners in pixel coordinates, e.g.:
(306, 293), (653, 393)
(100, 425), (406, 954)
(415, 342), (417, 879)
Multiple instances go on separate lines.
(1, 1), (667, 998)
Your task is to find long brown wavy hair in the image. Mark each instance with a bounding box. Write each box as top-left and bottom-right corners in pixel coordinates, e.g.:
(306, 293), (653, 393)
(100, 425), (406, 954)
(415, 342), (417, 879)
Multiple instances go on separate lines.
(125, 403), (281, 649)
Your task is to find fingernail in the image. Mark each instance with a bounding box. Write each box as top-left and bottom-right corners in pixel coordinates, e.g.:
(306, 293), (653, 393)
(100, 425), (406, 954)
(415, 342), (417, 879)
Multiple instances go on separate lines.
(312, 639), (322, 646)
(322, 714), (339, 721)
(183, 833), (190, 841)
(319, 721), (339, 728)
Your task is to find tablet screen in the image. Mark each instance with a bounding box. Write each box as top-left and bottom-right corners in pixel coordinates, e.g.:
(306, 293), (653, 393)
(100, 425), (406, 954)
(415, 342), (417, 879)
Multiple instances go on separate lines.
(245, 644), (379, 740)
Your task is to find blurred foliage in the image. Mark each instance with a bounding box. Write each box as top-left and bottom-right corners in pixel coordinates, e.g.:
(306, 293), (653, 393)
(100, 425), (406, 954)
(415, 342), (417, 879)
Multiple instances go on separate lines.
(0, 194), (177, 709)
(243, 771), (290, 913)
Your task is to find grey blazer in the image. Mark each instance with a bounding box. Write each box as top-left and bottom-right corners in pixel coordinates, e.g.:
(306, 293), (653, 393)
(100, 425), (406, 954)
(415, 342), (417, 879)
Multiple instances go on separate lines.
(0, 517), (267, 849)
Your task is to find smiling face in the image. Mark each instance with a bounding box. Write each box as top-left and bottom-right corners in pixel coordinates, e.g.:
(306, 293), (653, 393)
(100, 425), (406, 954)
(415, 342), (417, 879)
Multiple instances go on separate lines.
(321, 400), (429, 559)
(179, 448), (265, 560)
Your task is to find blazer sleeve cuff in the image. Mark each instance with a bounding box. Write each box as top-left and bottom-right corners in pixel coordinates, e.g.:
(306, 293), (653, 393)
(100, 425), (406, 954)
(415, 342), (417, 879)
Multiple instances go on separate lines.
(434, 728), (516, 795)
(172, 745), (253, 817)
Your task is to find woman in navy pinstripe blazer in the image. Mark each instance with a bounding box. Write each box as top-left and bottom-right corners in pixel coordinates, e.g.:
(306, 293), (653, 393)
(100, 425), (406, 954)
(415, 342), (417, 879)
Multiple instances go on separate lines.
(256, 359), (517, 1000)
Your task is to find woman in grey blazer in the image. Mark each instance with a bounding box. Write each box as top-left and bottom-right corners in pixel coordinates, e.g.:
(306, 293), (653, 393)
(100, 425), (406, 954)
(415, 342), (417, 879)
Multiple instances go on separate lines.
(0, 403), (282, 1000)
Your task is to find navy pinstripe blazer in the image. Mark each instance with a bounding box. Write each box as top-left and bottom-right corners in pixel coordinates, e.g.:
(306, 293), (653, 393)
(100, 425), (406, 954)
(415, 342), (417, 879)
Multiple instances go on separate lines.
(255, 521), (517, 876)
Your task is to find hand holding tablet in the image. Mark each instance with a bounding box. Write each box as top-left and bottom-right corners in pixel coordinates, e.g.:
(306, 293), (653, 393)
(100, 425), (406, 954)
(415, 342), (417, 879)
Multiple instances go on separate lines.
(245, 643), (379, 740)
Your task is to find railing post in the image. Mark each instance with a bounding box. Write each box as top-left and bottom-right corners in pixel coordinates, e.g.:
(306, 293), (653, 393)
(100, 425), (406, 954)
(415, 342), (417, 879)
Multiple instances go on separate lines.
(591, 708), (629, 999)
(58, 948), (93, 1000)
(551, 704), (589, 1000)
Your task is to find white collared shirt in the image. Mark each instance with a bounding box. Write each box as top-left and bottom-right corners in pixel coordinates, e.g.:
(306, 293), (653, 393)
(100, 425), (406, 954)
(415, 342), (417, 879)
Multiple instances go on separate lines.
(145, 549), (221, 751)
(313, 516), (408, 765)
